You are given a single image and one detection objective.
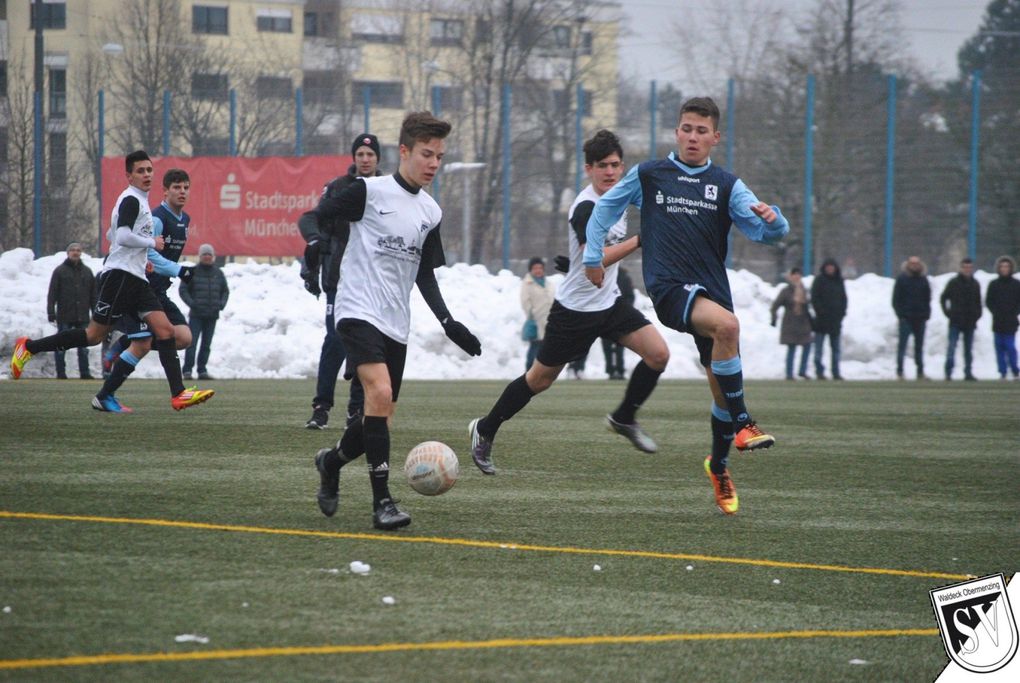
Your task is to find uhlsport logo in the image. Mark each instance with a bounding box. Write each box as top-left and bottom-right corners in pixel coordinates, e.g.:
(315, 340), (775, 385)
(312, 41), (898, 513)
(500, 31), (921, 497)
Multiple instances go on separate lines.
(931, 573), (1018, 674)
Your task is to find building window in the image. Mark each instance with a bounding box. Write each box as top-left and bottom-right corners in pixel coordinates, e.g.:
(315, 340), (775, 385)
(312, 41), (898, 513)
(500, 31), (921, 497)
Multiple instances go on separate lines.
(351, 13), (403, 43)
(434, 86), (463, 112)
(193, 6), (228, 35)
(0, 60), (7, 97)
(49, 132), (67, 186)
(191, 73), (228, 101)
(48, 67), (66, 118)
(353, 81), (403, 109)
(30, 0), (66, 29)
(553, 88), (593, 117)
(430, 18), (463, 46)
(0, 127), (8, 163)
(474, 18), (491, 45)
(257, 76), (293, 100)
(580, 31), (593, 55)
(303, 71), (335, 105)
(304, 12), (318, 36)
(551, 25), (571, 50)
(257, 9), (292, 33)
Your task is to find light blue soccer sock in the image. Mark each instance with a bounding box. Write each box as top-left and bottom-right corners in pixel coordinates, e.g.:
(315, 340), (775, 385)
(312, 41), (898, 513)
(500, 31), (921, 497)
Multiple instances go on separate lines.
(709, 404), (734, 474)
(97, 350), (140, 399)
(710, 356), (751, 432)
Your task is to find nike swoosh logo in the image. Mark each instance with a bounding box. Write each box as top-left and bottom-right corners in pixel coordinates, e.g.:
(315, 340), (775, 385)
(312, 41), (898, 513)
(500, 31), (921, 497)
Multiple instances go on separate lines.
(379, 210), (396, 215)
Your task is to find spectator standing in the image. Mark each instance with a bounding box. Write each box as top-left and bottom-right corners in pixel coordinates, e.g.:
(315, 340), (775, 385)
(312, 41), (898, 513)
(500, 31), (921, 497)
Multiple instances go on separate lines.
(986, 255), (1020, 380)
(771, 267), (813, 380)
(47, 242), (96, 379)
(520, 257), (555, 371)
(810, 258), (847, 380)
(601, 267), (635, 379)
(892, 255), (931, 380)
(181, 244), (229, 379)
(939, 258), (981, 381)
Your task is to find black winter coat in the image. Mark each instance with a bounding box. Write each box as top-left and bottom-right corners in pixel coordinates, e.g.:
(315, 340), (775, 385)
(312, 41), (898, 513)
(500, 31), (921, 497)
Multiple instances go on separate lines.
(939, 274), (982, 330)
(810, 261), (847, 334)
(986, 276), (1020, 334)
(181, 264), (229, 319)
(893, 272), (931, 321)
(47, 258), (96, 324)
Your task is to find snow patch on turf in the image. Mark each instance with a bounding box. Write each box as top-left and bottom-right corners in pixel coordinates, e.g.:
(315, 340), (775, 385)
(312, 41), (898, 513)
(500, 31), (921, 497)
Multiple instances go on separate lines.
(175, 634), (210, 644)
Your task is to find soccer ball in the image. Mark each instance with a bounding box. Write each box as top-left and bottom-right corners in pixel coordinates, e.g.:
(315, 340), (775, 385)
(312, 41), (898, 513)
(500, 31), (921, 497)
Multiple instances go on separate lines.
(404, 441), (459, 496)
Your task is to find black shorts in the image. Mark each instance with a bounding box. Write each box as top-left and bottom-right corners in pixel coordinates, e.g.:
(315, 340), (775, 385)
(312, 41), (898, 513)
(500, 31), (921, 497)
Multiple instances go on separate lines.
(537, 298), (651, 368)
(115, 290), (187, 338)
(652, 284), (716, 367)
(336, 318), (407, 403)
(93, 269), (163, 326)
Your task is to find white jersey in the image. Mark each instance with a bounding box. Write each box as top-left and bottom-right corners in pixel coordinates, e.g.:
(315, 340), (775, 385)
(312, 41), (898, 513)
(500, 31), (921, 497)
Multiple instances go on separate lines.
(336, 175), (443, 343)
(557, 184), (628, 312)
(104, 185), (154, 280)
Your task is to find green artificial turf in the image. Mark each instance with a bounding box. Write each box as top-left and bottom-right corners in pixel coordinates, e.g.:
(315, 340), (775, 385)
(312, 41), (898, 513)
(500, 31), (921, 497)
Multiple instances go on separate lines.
(1, 378), (1017, 681)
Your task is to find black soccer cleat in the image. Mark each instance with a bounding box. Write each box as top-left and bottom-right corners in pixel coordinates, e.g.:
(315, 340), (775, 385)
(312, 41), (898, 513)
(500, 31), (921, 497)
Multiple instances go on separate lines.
(468, 418), (496, 475)
(306, 405), (329, 430)
(605, 414), (658, 453)
(372, 498), (411, 530)
(315, 448), (340, 517)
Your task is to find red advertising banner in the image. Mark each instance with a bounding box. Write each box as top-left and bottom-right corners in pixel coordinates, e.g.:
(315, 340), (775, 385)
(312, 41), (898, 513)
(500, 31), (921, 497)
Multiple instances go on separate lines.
(101, 155), (351, 256)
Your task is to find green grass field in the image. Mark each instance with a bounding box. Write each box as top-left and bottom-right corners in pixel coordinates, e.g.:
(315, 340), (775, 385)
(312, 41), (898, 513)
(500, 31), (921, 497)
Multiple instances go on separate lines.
(1, 378), (1017, 681)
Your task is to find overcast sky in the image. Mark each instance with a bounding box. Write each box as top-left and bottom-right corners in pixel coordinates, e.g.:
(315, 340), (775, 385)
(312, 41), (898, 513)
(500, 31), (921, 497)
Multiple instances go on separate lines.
(618, 0), (989, 86)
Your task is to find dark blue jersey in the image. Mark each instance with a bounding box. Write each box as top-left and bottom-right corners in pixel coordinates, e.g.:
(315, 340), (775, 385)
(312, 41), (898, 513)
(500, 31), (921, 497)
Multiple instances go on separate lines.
(584, 153), (789, 312)
(148, 202), (190, 293)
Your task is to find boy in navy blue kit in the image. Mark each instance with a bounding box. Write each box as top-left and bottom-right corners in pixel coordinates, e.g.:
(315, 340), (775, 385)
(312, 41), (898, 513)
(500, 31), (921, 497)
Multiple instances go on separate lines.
(583, 97), (789, 515)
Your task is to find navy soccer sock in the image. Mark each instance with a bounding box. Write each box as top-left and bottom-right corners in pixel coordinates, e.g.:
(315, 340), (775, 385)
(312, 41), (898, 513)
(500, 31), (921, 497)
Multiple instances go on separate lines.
(611, 361), (663, 425)
(25, 328), (88, 354)
(362, 416), (392, 506)
(154, 337), (185, 396)
(477, 375), (535, 441)
(711, 356), (751, 432)
(97, 350), (140, 399)
(709, 405), (734, 474)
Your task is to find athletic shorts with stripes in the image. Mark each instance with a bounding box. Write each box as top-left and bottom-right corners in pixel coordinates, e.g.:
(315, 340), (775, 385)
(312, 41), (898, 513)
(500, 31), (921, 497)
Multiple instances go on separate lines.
(92, 269), (163, 326)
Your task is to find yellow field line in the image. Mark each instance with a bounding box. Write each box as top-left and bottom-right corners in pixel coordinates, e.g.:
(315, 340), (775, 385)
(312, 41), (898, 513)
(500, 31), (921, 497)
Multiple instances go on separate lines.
(0, 510), (970, 580)
(0, 629), (940, 670)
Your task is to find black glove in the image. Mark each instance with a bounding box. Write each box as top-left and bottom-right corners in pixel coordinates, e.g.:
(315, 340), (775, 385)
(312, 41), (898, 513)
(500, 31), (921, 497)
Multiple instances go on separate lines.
(178, 265), (195, 283)
(554, 255), (569, 273)
(442, 318), (481, 356)
(48, 314), (56, 323)
(770, 317), (777, 327)
(300, 264), (321, 298)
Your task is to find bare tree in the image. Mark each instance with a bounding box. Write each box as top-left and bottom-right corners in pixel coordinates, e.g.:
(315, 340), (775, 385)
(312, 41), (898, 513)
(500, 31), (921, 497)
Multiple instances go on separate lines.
(0, 50), (36, 251)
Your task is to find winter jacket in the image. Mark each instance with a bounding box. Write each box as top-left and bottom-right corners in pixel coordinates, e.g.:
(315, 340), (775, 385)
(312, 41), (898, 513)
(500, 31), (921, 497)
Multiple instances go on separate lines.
(939, 274), (982, 330)
(810, 259), (847, 334)
(892, 263), (931, 321)
(520, 273), (556, 341)
(181, 263), (229, 319)
(771, 283), (814, 346)
(47, 258), (96, 324)
(986, 275), (1020, 335)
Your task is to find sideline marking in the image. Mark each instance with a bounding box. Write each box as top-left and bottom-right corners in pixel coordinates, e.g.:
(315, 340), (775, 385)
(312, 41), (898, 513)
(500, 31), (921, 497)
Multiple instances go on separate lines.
(0, 510), (970, 580)
(0, 629), (940, 670)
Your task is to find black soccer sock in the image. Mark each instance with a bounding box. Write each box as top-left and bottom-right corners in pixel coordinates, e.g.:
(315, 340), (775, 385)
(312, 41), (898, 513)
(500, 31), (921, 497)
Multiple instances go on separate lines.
(477, 375), (536, 441)
(336, 418), (365, 467)
(710, 356), (751, 432)
(25, 328), (88, 354)
(96, 350), (140, 399)
(363, 416), (392, 506)
(610, 361), (663, 425)
(154, 336), (185, 396)
(709, 405), (735, 474)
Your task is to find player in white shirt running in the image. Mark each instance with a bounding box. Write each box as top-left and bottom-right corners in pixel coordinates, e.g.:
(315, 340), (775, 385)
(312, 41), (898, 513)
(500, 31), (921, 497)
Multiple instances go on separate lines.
(468, 130), (670, 475)
(311, 112), (481, 530)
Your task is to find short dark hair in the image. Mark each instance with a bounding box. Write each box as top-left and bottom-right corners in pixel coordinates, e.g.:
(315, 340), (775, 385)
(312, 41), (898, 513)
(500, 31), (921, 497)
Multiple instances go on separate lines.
(789, 267), (802, 275)
(960, 257), (973, 265)
(163, 168), (190, 188)
(399, 111), (451, 149)
(126, 150), (150, 173)
(679, 97), (721, 129)
(583, 129), (623, 165)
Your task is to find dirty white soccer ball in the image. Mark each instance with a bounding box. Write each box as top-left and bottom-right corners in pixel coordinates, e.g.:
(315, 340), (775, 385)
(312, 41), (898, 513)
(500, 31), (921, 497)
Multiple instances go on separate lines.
(404, 441), (459, 496)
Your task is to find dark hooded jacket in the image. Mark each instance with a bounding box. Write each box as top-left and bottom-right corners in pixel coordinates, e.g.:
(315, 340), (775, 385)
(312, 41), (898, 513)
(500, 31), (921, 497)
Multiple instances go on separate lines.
(986, 256), (1020, 334)
(892, 260), (931, 321)
(810, 258), (847, 334)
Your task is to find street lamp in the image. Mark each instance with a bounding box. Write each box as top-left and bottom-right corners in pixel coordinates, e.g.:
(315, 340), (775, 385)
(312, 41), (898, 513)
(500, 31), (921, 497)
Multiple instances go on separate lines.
(441, 162), (485, 264)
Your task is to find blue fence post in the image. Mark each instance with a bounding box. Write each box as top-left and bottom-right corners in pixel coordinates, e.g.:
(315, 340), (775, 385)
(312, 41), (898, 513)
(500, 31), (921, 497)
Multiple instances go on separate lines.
(162, 90), (171, 156)
(229, 89), (237, 156)
(968, 70), (981, 260)
(802, 74), (815, 276)
(575, 83), (584, 194)
(97, 89), (105, 254)
(501, 83), (512, 271)
(432, 85), (442, 202)
(295, 87), (303, 156)
(725, 78), (735, 269)
(363, 86), (371, 133)
(649, 80), (657, 159)
(884, 74), (896, 277)
(33, 91), (43, 257)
